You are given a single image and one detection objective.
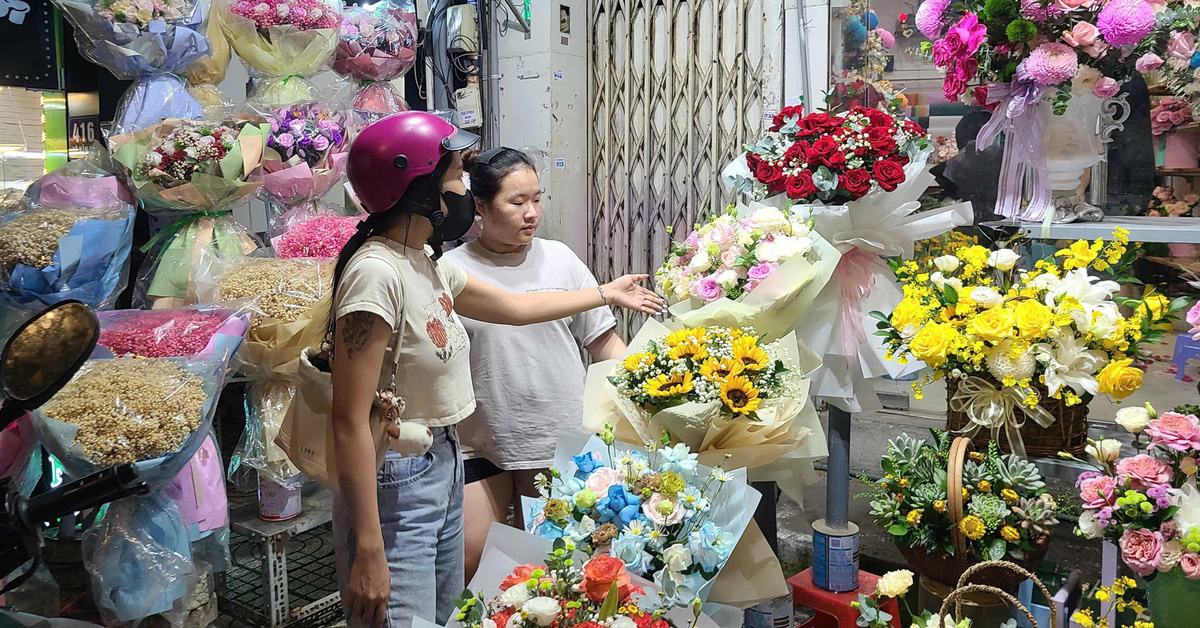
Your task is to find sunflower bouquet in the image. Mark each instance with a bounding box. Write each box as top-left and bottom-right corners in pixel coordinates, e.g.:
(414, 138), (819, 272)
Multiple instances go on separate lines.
(584, 318), (823, 476)
(869, 430), (1058, 588)
(873, 229), (1184, 457)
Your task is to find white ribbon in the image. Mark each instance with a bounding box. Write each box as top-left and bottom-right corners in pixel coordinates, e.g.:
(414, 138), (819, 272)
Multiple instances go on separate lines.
(948, 376), (1056, 459)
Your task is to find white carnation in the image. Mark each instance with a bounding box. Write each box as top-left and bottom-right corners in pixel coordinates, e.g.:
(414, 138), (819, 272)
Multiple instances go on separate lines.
(988, 249), (1020, 271)
(521, 598), (560, 627)
(970, 286), (1003, 308)
(933, 255), (960, 273)
(500, 584), (531, 608)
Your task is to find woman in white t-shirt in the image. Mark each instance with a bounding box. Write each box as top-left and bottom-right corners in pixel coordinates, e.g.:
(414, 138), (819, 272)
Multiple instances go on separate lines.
(330, 113), (662, 628)
(444, 148), (627, 580)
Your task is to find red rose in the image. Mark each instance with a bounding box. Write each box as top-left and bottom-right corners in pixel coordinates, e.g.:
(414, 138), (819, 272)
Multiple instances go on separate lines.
(866, 109), (894, 129)
(973, 86), (997, 112)
(576, 623), (604, 628)
(581, 555), (633, 602)
(799, 111), (841, 136)
(865, 127), (897, 154)
(499, 564), (544, 591)
(786, 170), (818, 200)
(755, 161), (784, 185)
(649, 621), (671, 628)
(873, 159), (906, 192)
(810, 136), (846, 168)
(784, 140), (811, 165)
(903, 120), (925, 137)
(770, 105), (804, 132)
(841, 168), (872, 197)
(745, 152), (763, 172)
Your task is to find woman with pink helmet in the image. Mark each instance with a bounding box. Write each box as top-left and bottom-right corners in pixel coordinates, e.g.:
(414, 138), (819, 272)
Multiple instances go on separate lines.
(328, 111), (662, 628)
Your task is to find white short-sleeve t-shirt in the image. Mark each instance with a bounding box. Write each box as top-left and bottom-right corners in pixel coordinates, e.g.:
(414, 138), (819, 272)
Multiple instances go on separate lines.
(334, 237), (476, 427)
(444, 238), (617, 469)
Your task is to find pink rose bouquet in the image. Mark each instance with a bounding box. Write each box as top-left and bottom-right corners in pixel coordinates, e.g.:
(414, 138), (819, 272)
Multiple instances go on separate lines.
(1150, 96), (1193, 135)
(1074, 403), (1200, 581)
(332, 1), (418, 121)
(217, 0), (342, 105)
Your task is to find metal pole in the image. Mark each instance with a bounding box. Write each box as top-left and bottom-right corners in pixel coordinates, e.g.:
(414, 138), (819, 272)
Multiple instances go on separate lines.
(825, 405), (851, 527)
(810, 404), (860, 592)
(796, 0), (813, 113)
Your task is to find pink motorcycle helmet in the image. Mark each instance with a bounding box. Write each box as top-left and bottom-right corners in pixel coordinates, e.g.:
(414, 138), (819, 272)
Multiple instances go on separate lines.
(347, 111), (480, 215)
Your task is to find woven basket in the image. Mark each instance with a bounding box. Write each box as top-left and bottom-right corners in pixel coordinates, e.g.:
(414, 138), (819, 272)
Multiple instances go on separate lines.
(946, 376), (1089, 457)
(897, 437), (1051, 593)
(938, 562), (1058, 628)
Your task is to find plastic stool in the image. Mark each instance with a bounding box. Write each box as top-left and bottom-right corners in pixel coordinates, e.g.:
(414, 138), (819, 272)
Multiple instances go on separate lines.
(1173, 334), (1200, 380)
(788, 568), (902, 628)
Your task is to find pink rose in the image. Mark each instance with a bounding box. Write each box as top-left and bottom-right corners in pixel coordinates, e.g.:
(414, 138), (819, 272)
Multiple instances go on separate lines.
(1137, 53), (1165, 72)
(1183, 553), (1200, 580)
(585, 467), (624, 496)
(955, 57), (979, 82)
(1054, 0), (1095, 9)
(1146, 412), (1200, 452)
(1168, 32), (1196, 60)
(1063, 22), (1100, 48)
(1093, 77), (1120, 98)
(642, 493), (685, 526)
(721, 250), (738, 268)
(1186, 301), (1200, 327)
(1120, 529), (1164, 576)
(931, 40), (952, 67)
(946, 13), (987, 56)
(747, 262), (777, 282)
(1077, 473), (1118, 509)
(943, 72), (968, 102)
(694, 276), (726, 302)
(1115, 455), (1173, 490)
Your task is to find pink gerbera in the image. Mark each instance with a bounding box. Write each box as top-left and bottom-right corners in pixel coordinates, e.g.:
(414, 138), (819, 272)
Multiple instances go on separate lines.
(1097, 0), (1157, 48)
(916, 0), (951, 39)
(1025, 43), (1079, 86)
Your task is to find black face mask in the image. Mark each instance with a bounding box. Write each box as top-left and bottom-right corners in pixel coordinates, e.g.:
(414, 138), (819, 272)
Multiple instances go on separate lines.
(435, 189), (477, 244)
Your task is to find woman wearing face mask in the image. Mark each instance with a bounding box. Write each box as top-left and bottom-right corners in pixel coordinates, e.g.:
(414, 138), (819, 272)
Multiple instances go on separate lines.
(330, 113), (663, 628)
(442, 148), (627, 580)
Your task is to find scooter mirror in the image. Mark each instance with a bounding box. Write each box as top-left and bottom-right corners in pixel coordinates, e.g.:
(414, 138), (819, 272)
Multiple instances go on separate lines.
(0, 300), (98, 414)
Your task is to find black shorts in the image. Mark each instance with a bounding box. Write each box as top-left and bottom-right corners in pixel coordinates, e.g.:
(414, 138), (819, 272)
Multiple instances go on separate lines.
(464, 457), (504, 484)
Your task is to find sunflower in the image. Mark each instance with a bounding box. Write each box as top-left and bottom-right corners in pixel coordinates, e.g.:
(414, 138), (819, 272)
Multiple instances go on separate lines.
(621, 352), (656, 373)
(699, 358), (745, 382)
(643, 372), (694, 398)
(719, 375), (761, 414)
(731, 336), (771, 371)
(665, 327), (706, 347)
(667, 338), (708, 362)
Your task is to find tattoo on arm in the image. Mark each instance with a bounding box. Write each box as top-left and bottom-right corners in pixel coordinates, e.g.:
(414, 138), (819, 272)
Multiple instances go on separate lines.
(340, 312), (376, 359)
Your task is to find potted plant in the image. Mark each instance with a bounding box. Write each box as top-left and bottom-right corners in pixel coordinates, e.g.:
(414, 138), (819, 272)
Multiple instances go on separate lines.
(869, 430), (1059, 591)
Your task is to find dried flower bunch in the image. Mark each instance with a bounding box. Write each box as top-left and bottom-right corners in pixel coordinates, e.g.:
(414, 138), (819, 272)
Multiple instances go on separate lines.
(43, 358), (208, 465)
(0, 209), (108, 272)
(217, 257), (330, 328)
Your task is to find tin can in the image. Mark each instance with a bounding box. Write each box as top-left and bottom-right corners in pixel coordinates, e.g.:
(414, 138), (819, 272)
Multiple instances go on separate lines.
(811, 519), (859, 592)
(743, 591), (793, 628)
(258, 475), (302, 521)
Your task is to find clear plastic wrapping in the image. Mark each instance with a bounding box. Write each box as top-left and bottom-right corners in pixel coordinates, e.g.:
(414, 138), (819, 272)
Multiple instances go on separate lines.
(185, 7), (235, 119)
(34, 355), (228, 492)
(331, 1), (417, 121)
(53, 0), (209, 134)
(217, 0), (343, 105)
(95, 300), (253, 363)
(164, 433), (231, 572)
(271, 203), (364, 257)
(256, 100), (351, 215)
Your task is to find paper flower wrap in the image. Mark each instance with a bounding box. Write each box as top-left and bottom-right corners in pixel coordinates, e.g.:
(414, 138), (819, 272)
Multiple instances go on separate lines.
(257, 101), (351, 214)
(724, 149), (973, 412)
(583, 318), (826, 501)
(0, 161), (136, 344)
(217, 0), (342, 105)
(520, 431), (787, 608)
(198, 256), (332, 484)
(111, 118), (268, 307)
(185, 7), (235, 119)
(53, 0), (209, 134)
(331, 1), (417, 119)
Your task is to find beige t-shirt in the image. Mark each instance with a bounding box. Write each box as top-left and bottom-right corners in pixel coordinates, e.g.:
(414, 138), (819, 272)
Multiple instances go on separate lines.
(333, 237), (475, 427)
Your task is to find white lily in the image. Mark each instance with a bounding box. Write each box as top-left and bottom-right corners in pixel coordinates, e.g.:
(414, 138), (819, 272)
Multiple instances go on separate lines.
(1034, 334), (1105, 397)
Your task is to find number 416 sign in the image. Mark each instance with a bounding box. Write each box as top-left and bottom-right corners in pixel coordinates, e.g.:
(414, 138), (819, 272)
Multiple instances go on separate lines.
(68, 116), (99, 156)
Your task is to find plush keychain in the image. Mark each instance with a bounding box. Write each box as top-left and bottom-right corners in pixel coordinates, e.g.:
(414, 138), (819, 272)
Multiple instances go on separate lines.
(376, 390), (435, 456)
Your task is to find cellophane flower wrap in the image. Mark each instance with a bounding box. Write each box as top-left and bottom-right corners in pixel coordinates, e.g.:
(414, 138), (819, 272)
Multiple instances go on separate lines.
(53, 0), (209, 134)
(271, 209), (364, 257)
(185, 7), (235, 119)
(331, 1), (417, 120)
(111, 118), (268, 308)
(583, 319), (825, 504)
(522, 431), (761, 606)
(874, 230), (1185, 458)
(656, 202), (841, 342)
(723, 106), (972, 413)
(257, 100), (351, 219)
(218, 0), (342, 105)
(441, 523), (730, 628)
(916, 0), (1161, 220)
(197, 255), (331, 484)
(1074, 403), (1200, 582)
(95, 301), (253, 363)
(0, 159), (137, 344)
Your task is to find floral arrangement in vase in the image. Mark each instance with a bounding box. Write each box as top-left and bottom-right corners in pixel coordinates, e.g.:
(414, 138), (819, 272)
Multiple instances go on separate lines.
(525, 429), (750, 603)
(729, 105), (929, 203)
(96, 0), (188, 27)
(869, 430), (1059, 586)
(1151, 97), (1194, 135)
(229, 0), (338, 35)
(1148, 185), (1199, 217)
(655, 206), (817, 304)
(873, 230), (1183, 457)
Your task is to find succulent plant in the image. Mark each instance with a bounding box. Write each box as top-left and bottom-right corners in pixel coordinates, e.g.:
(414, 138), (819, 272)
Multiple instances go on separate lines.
(1014, 495), (1060, 537)
(967, 493), (1010, 531)
(994, 454), (1046, 494)
(909, 483), (945, 511)
(870, 496), (903, 527)
(962, 460), (992, 490)
(888, 433), (925, 469)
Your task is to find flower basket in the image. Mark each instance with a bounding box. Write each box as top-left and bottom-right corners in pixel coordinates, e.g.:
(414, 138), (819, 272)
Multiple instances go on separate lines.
(937, 562), (1056, 628)
(897, 437), (1050, 592)
(945, 375), (1089, 458)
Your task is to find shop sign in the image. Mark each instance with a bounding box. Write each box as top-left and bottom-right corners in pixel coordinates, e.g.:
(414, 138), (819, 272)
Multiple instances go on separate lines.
(1, 1), (58, 90)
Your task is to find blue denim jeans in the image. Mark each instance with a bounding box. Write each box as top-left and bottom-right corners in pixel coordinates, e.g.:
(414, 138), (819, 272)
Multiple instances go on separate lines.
(334, 426), (464, 628)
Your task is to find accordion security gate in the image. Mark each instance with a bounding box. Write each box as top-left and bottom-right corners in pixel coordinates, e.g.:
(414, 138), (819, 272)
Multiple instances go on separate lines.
(588, 0), (785, 337)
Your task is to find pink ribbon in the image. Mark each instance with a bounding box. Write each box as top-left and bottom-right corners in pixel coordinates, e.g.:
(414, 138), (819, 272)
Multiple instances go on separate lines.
(976, 77), (1052, 221)
(837, 247), (888, 368)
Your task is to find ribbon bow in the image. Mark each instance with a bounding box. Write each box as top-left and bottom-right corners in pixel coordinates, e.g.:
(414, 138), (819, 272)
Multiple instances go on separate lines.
(976, 76), (1052, 222)
(835, 247), (888, 368)
(948, 376), (1056, 459)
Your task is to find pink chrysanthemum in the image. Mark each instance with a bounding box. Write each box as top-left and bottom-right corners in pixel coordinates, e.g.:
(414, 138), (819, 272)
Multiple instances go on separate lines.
(916, 0), (951, 39)
(875, 28), (896, 49)
(1025, 42), (1079, 86)
(1020, 0), (1061, 22)
(1096, 0), (1156, 48)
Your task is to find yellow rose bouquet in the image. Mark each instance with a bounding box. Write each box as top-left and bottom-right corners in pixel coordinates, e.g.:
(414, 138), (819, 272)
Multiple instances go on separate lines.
(873, 229), (1185, 457)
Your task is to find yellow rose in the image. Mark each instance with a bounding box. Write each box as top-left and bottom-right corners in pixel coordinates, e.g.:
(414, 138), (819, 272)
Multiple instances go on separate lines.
(1137, 294), (1173, 330)
(967, 307), (1014, 344)
(909, 322), (956, 368)
(1097, 359), (1143, 400)
(890, 299), (929, 331)
(1055, 239), (1099, 270)
(1012, 300), (1054, 339)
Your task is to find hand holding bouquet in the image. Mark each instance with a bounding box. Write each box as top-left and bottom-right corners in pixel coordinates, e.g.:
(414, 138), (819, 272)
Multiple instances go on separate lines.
(332, 1), (418, 119)
(54, 0), (209, 133)
(219, 0), (342, 105)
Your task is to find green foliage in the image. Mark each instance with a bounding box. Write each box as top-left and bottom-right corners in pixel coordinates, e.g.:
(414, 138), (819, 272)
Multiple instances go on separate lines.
(1005, 19), (1037, 43)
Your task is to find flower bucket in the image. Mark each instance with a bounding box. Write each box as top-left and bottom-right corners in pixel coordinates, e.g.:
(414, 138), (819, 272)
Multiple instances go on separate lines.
(1145, 568), (1200, 628)
(1168, 242), (1200, 259)
(945, 376), (1089, 458)
(1164, 130), (1200, 170)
